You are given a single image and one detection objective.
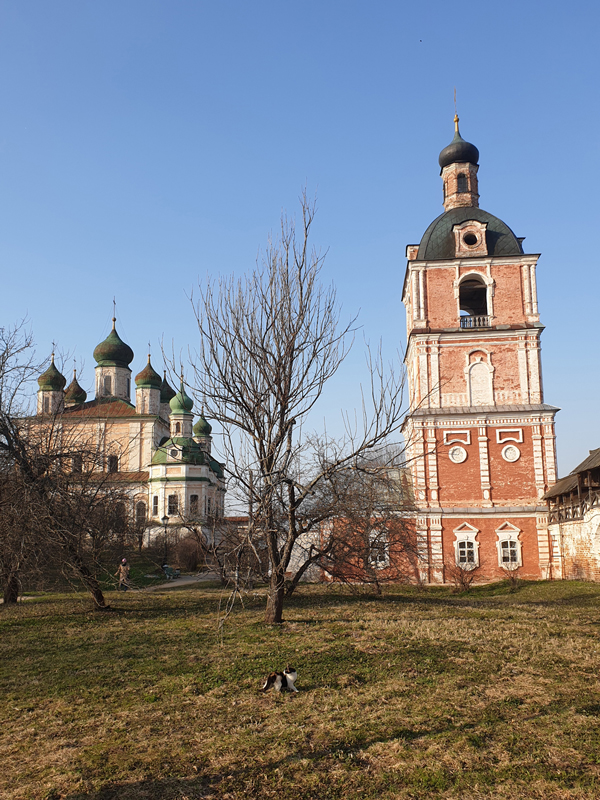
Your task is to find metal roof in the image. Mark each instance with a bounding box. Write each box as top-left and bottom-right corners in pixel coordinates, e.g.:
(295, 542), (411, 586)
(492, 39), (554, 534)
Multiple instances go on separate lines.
(417, 206), (524, 261)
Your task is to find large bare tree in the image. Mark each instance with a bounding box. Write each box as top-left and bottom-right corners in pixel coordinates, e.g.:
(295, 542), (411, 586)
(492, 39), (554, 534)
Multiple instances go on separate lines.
(191, 195), (407, 623)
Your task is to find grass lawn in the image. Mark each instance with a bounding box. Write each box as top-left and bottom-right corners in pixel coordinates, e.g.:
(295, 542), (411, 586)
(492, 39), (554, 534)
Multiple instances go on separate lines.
(2, 580), (600, 799)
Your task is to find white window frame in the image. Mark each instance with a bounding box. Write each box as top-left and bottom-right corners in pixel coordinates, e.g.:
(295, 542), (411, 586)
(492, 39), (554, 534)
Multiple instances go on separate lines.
(453, 522), (480, 569)
(495, 522), (522, 569)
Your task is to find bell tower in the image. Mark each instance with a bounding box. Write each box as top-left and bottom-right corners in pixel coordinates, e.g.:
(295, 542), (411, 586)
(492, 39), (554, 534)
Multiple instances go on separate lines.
(402, 118), (558, 583)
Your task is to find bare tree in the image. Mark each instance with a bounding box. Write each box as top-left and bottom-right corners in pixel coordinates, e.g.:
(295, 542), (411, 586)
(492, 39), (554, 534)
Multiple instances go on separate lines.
(0, 324), (137, 609)
(190, 194), (407, 623)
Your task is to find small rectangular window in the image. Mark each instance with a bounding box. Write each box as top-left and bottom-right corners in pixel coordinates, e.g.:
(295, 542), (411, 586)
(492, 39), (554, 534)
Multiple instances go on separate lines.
(501, 540), (518, 564)
(72, 454), (82, 473)
(168, 494), (178, 515)
(152, 496), (159, 516)
(107, 455), (119, 473)
(104, 375), (112, 395)
(458, 540), (475, 564)
(190, 495), (199, 514)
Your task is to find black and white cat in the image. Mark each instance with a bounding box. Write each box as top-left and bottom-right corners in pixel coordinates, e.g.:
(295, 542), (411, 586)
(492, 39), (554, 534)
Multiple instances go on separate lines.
(261, 666), (298, 693)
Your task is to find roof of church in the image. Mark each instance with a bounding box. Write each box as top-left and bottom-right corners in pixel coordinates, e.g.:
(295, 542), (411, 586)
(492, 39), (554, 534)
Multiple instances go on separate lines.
(38, 356), (67, 391)
(63, 397), (138, 418)
(438, 124), (479, 170)
(417, 206), (524, 261)
(151, 436), (224, 477)
(135, 356), (162, 389)
(93, 319), (134, 368)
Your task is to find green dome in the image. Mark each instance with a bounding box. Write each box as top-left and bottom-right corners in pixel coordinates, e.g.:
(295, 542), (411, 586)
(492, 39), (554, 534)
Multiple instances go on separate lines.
(170, 380), (194, 414)
(93, 319), (134, 368)
(38, 356), (67, 392)
(160, 372), (176, 404)
(135, 356), (162, 389)
(64, 370), (87, 404)
(193, 414), (212, 437)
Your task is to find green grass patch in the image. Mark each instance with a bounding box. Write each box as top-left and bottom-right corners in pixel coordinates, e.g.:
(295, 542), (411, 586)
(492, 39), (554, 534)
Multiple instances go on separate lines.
(2, 580), (600, 799)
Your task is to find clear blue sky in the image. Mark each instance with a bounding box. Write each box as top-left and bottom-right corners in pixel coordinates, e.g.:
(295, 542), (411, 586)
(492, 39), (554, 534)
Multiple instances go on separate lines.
(0, 0), (598, 475)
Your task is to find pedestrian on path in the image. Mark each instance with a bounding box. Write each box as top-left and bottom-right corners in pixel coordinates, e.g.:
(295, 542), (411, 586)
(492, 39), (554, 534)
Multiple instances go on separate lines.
(115, 558), (130, 591)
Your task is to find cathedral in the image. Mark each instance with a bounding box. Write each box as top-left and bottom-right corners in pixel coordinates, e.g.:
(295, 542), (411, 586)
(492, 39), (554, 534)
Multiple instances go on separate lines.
(35, 318), (225, 542)
(402, 116), (559, 583)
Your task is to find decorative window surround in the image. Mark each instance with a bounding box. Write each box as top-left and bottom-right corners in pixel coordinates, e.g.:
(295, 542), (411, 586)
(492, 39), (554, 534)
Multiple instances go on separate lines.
(453, 522), (480, 568)
(497, 429), (523, 444)
(495, 522), (522, 568)
(444, 429), (471, 446)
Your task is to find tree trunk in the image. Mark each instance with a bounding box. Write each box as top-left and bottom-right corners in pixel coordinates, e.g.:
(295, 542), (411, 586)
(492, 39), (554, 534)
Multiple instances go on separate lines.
(265, 571), (285, 623)
(3, 572), (20, 605)
(66, 546), (110, 609)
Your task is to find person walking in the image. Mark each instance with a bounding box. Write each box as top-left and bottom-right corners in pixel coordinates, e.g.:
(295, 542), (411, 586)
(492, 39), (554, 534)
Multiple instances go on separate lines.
(115, 558), (130, 591)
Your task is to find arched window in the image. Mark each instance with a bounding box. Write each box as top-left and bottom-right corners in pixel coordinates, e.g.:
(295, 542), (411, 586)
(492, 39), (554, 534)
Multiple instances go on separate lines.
(175, 422), (181, 434)
(136, 502), (147, 526)
(457, 173), (468, 193)
(459, 275), (490, 328)
(459, 276), (488, 317)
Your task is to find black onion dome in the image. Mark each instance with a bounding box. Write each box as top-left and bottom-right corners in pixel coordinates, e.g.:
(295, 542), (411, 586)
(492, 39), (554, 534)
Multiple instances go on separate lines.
(64, 370), (87, 404)
(93, 319), (134, 368)
(439, 118), (479, 169)
(38, 355), (67, 391)
(135, 356), (162, 389)
(417, 207), (523, 261)
(160, 372), (176, 404)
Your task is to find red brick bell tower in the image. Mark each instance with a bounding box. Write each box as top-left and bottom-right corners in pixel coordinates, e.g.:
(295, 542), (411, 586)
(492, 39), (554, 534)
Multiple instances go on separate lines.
(402, 116), (558, 583)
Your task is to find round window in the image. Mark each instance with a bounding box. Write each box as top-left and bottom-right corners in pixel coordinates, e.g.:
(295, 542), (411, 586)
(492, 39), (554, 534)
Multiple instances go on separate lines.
(502, 445), (521, 463)
(170, 449), (178, 459)
(449, 446), (467, 464)
(463, 233), (478, 246)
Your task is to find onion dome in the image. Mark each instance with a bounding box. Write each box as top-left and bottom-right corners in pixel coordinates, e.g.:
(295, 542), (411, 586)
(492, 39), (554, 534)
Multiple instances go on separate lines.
(439, 115), (479, 170)
(38, 354), (67, 391)
(193, 413), (212, 437)
(93, 318), (134, 368)
(170, 380), (194, 414)
(64, 369), (87, 404)
(160, 371), (176, 404)
(135, 355), (162, 389)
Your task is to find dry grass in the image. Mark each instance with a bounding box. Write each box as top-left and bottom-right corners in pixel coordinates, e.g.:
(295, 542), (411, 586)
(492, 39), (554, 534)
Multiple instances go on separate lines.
(2, 580), (600, 799)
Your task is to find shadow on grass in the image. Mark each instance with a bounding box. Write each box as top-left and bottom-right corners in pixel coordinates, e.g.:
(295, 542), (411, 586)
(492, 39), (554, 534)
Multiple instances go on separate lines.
(63, 695), (600, 800)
